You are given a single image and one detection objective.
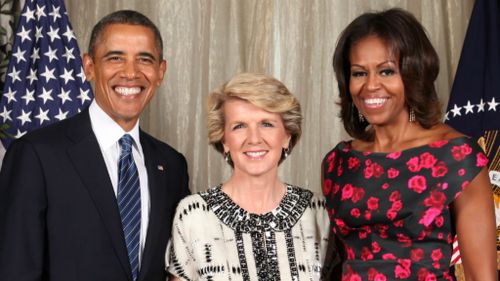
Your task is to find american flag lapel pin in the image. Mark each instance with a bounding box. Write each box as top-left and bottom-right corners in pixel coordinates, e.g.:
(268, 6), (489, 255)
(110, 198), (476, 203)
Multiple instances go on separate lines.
(157, 165), (165, 171)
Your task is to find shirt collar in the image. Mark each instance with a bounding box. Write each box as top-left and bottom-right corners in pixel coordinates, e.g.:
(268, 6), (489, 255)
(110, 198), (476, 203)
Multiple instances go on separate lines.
(89, 100), (141, 151)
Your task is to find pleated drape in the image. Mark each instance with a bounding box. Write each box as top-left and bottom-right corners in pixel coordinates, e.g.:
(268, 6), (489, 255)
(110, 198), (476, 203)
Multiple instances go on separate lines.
(67, 0), (474, 194)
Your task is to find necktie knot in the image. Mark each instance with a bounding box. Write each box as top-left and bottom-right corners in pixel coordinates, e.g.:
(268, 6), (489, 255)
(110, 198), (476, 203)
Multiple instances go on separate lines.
(119, 134), (134, 155)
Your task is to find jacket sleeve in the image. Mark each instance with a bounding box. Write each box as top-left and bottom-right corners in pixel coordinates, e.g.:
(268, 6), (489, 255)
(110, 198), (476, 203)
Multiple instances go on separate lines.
(0, 139), (47, 281)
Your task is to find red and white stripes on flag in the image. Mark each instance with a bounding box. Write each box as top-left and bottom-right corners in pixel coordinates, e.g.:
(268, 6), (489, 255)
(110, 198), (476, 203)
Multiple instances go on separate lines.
(451, 236), (461, 265)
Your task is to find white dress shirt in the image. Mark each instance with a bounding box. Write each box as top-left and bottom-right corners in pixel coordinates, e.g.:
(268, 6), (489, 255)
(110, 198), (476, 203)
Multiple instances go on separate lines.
(89, 101), (150, 268)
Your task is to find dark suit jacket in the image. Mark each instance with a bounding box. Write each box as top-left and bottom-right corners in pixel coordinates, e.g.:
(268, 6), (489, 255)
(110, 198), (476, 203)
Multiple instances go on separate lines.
(0, 109), (190, 281)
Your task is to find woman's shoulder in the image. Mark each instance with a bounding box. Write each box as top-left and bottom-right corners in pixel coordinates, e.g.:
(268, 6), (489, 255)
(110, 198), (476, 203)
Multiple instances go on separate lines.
(177, 192), (205, 206)
(288, 185), (327, 210)
(322, 140), (351, 161)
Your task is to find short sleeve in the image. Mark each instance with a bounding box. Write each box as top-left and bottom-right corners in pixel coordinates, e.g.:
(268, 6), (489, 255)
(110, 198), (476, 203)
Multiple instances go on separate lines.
(441, 138), (488, 203)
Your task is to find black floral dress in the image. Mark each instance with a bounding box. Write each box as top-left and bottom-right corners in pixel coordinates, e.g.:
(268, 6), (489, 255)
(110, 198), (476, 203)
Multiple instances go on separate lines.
(322, 137), (488, 281)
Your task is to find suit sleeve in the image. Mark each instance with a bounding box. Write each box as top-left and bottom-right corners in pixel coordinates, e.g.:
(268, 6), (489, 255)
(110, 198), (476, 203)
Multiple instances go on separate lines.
(0, 140), (47, 281)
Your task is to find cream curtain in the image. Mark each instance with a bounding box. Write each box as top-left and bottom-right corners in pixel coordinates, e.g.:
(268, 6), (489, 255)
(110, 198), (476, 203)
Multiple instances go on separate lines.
(67, 0), (474, 194)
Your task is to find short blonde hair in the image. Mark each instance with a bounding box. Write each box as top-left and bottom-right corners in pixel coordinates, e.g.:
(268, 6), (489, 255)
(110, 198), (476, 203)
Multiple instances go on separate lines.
(207, 73), (302, 165)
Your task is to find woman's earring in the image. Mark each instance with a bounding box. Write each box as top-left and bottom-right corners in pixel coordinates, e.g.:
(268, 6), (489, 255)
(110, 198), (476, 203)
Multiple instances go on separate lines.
(409, 107), (415, 123)
(224, 151), (230, 163)
(358, 111), (365, 122)
(283, 147), (290, 158)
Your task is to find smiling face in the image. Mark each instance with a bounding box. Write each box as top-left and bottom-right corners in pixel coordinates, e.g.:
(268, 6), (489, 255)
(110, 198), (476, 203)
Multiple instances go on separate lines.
(83, 23), (166, 131)
(349, 35), (408, 127)
(222, 99), (291, 179)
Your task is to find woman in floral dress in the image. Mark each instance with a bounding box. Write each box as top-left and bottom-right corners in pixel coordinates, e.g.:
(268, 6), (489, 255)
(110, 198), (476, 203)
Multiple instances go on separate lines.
(322, 8), (497, 281)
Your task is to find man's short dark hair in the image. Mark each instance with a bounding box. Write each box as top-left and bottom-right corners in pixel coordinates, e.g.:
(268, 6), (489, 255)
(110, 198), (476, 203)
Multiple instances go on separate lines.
(88, 10), (164, 60)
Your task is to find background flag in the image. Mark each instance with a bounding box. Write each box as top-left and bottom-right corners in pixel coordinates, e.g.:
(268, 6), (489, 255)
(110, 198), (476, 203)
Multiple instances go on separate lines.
(0, 0), (93, 167)
(444, 0), (500, 272)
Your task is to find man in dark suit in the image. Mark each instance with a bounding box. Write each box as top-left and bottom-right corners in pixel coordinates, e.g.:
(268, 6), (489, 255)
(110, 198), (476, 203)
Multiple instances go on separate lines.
(0, 10), (189, 281)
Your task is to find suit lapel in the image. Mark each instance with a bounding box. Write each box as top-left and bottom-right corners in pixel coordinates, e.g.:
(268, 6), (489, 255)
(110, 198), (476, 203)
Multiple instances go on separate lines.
(65, 111), (132, 281)
(138, 133), (168, 280)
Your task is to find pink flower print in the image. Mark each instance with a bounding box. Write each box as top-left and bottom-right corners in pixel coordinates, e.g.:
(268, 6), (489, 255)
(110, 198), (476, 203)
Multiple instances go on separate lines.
(458, 168), (465, 176)
(419, 207), (442, 227)
(431, 248), (443, 262)
(372, 241), (381, 253)
(389, 191), (401, 202)
(374, 273), (387, 281)
(417, 230), (427, 241)
(359, 228), (368, 239)
(364, 210), (372, 220)
(327, 151), (336, 173)
(367, 197), (379, 210)
(341, 184), (354, 201)
(417, 268), (430, 281)
(429, 139), (448, 148)
(407, 156), (422, 172)
(376, 224), (389, 238)
(392, 200), (403, 212)
(387, 168), (400, 179)
(435, 216), (444, 227)
(335, 218), (349, 235)
(461, 180), (470, 190)
(372, 162), (384, 178)
(411, 248), (424, 262)
(346, 246), (355, 260)
(323, 179), (332, 196)
(447, 234), (453, 243)
(382, 183), (390, 190)
(431, 161), (448, 177)
(408, 175), (427, 193)
(364, 164), (374, 179)
(386, 151), (402, 159)
(349, 274), (362, 281)
(397, 233), (412, 247)
(361, 246), (373, 261)
(351, 187), (365, 203)
(386, 209), (398, 221)
(398, 258), (411, 270)
(364, 160), (384, 178)
(368, 268), (378, 280)
(451, 143), (472, 161)
(337, 158), (344, 176)
(350, 208), (361, 218)
(426, 274), (438, 281)
(431, 249), (443, 269)
(423, 190), (446, 208)
(419, 152), (437, 168)
(382, 253), (396, 260)
(476, 152), (488, 167)
(333, 183), (340, 195)
(393, 219), (404, 228)
(348, 157), (361, 170)
(394, 261), (411, 278)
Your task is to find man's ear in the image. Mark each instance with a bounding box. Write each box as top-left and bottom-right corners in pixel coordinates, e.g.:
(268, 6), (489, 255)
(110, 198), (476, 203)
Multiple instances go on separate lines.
(82, 53), (94, 81)
(157, 59), (167, 86)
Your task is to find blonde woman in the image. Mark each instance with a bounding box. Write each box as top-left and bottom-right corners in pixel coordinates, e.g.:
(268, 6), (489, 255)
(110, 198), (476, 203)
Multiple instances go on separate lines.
(166, 73), (330, 281)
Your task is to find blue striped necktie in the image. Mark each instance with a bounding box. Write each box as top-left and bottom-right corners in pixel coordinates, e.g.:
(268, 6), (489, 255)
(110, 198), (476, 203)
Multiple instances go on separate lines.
(117, 134), (141, 281)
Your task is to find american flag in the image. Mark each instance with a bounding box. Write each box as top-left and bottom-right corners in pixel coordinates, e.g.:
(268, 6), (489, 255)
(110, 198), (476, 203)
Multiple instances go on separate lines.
(0, 0), (93, 153)
(445, 0), (500, 269)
